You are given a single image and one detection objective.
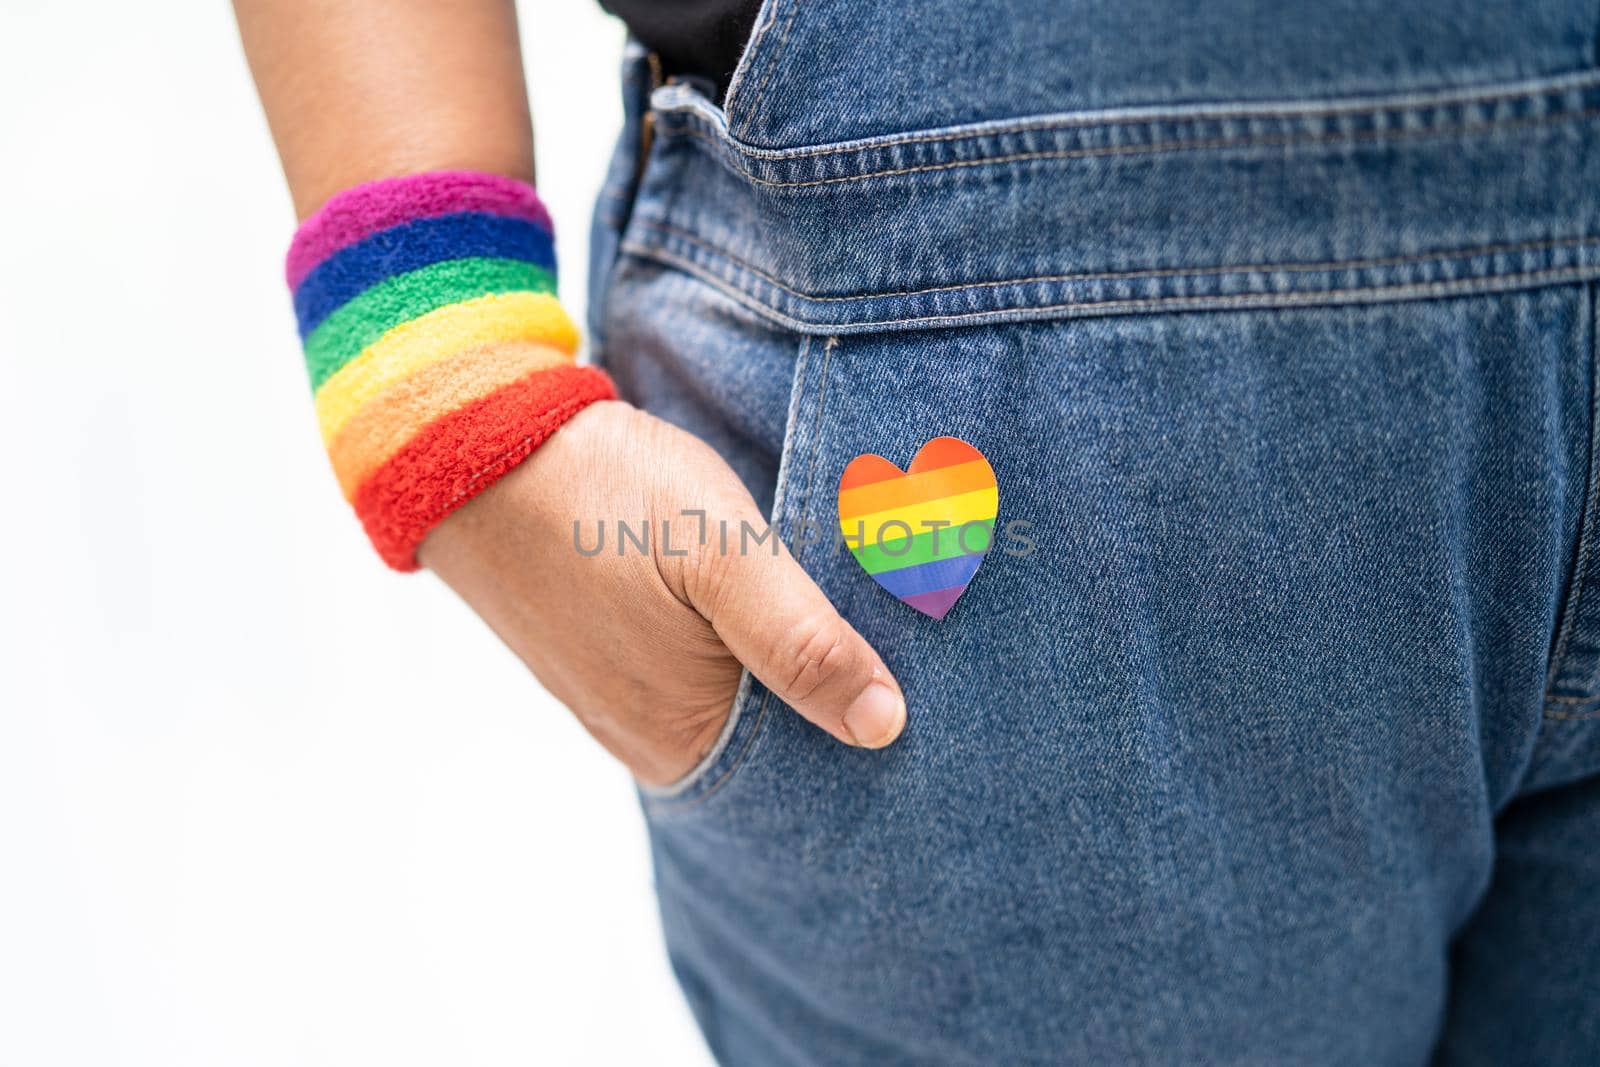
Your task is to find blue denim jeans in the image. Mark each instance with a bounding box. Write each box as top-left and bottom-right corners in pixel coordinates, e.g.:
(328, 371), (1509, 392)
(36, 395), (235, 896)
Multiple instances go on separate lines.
(588, 3), (1600, 1062)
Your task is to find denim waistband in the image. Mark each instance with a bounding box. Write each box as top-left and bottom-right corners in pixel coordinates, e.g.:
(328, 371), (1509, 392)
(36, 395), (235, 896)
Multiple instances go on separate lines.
(719, 0), (1600, 149)
(617, 60), (1600, 334)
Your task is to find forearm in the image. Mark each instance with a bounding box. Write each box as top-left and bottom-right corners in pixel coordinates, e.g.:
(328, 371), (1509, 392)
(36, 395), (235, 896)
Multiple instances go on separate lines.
(236, 0), (614, 570)
(234, 0), (534, 218)
(231, 1), (905, 773)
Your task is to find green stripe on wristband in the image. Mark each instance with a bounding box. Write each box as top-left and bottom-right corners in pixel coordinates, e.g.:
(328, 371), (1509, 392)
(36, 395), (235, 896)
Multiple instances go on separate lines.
(303, 257), (557, 389)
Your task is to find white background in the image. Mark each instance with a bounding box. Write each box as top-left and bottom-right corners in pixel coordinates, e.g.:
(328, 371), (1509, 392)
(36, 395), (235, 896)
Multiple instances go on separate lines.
(0, 2), (712, 1063)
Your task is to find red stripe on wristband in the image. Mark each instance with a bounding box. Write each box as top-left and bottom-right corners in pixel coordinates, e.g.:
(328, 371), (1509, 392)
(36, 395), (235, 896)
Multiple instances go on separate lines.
(352, 364), (617, 570)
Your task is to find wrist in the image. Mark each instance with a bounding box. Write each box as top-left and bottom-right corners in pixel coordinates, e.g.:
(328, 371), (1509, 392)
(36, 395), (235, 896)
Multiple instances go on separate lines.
(285, 170), (616, 570)
(417, 399), (635, 566)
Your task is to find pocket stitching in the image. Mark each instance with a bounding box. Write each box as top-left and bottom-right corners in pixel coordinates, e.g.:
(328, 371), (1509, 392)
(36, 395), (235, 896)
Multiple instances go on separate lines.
(664, 68), (1600, 162)
(626, 238), (1600, 334)
(727, 0), (801, 141)
(673, 104), (1600, 190)
(1544, 282), (1600, 710)
(639, 222), (1600, 304)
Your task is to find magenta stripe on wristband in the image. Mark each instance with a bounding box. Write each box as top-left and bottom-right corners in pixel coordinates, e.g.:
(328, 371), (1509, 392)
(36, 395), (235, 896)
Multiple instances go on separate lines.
(285, 170), (554, 289)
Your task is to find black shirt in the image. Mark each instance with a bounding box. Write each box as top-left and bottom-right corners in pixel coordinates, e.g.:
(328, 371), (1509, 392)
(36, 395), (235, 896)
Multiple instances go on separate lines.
(599, 0), (763, 97)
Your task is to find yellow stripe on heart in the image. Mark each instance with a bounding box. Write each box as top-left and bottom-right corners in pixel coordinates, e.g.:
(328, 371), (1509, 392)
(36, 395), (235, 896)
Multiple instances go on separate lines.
(838, 487), (1000, 547)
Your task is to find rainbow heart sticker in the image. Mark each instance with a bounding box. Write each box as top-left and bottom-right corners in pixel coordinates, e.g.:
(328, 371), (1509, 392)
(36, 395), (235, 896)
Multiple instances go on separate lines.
(838, 437), (999, 620)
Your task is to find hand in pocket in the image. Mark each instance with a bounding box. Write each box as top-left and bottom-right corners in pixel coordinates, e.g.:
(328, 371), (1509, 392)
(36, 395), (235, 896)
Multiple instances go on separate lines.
(421, 399), (906, 786)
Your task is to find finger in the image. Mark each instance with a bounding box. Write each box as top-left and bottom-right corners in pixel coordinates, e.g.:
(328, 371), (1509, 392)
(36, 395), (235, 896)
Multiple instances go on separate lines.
(689, 527), (907, 749)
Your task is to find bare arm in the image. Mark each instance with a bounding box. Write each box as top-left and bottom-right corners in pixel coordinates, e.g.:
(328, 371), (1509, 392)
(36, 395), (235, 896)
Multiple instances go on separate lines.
(233, 0), (906, 783)
(235, 0), (534, 218)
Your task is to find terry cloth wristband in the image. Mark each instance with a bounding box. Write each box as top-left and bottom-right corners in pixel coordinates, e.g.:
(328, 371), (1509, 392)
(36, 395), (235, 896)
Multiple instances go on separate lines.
(287, 170), (616, 570)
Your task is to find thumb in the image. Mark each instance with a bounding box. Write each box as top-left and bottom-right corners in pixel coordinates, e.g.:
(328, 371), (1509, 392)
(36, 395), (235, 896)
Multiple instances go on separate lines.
(687, 521), (907, 749)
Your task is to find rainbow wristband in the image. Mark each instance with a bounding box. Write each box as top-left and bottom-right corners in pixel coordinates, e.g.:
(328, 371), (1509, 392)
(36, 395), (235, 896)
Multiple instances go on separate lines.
(287, 171), (615, 569)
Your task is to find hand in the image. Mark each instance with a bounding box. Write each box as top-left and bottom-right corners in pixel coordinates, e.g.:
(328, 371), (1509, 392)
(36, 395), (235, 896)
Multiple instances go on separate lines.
(419, 400), (907, 786)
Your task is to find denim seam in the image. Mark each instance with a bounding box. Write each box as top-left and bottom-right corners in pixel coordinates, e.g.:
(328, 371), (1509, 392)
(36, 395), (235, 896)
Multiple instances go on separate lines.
(792, 338), (840, 569)
(1594, 2), (1600, 69)
(621, 241), (1600, 331)
(1543, 282), (1600, 709)
(655, 68), (1600, 160)
(648, 335), (838, 815)
(728, 0), (800, 142)
(1544, 708), (1600, 719)
(719, 0), (782, 116)
(670, 105), (1600, 189)
(636, 221), (1600, 302)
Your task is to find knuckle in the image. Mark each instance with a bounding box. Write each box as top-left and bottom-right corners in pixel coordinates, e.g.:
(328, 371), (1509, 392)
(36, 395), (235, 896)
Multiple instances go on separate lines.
(764, 615), (857, 704)
(678, 528), (732, 610)
(649, 511), (713, 606)
(667, 502), (748, 613)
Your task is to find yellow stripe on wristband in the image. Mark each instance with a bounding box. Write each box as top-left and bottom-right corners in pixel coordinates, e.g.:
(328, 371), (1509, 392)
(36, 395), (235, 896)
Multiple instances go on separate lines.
(313, 290), (578, 443)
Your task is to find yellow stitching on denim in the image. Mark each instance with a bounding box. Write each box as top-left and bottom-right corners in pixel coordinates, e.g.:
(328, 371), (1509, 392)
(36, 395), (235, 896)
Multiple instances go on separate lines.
(659, 69), (1600, 162)
(1543, 286), (1600, 698)
(729, 0), (802, 141)
(677, 105), (1600, 189)
(1544, 691), (1600, 704)
(720, 0), (784, 116)
(623, 243), (1600, 332)
(794, 337), (839, 559)
(638, 220), (1600, 304)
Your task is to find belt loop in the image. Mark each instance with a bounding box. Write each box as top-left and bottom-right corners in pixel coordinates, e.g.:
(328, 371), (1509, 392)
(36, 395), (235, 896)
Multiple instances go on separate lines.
(635, 51), (665, 188)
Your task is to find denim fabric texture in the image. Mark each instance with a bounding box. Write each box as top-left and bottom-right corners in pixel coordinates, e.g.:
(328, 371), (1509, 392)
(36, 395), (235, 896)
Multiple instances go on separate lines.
(588, 4), (1600, 1062)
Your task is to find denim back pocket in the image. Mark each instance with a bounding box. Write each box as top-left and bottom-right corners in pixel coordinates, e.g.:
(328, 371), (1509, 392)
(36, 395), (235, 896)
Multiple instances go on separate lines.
(621, 62), (1600, 823)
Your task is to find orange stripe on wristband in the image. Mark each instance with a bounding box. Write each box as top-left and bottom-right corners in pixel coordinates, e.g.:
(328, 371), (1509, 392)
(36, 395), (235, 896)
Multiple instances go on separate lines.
(326, 340), (574, 499)
(352, 364), (616, 571)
